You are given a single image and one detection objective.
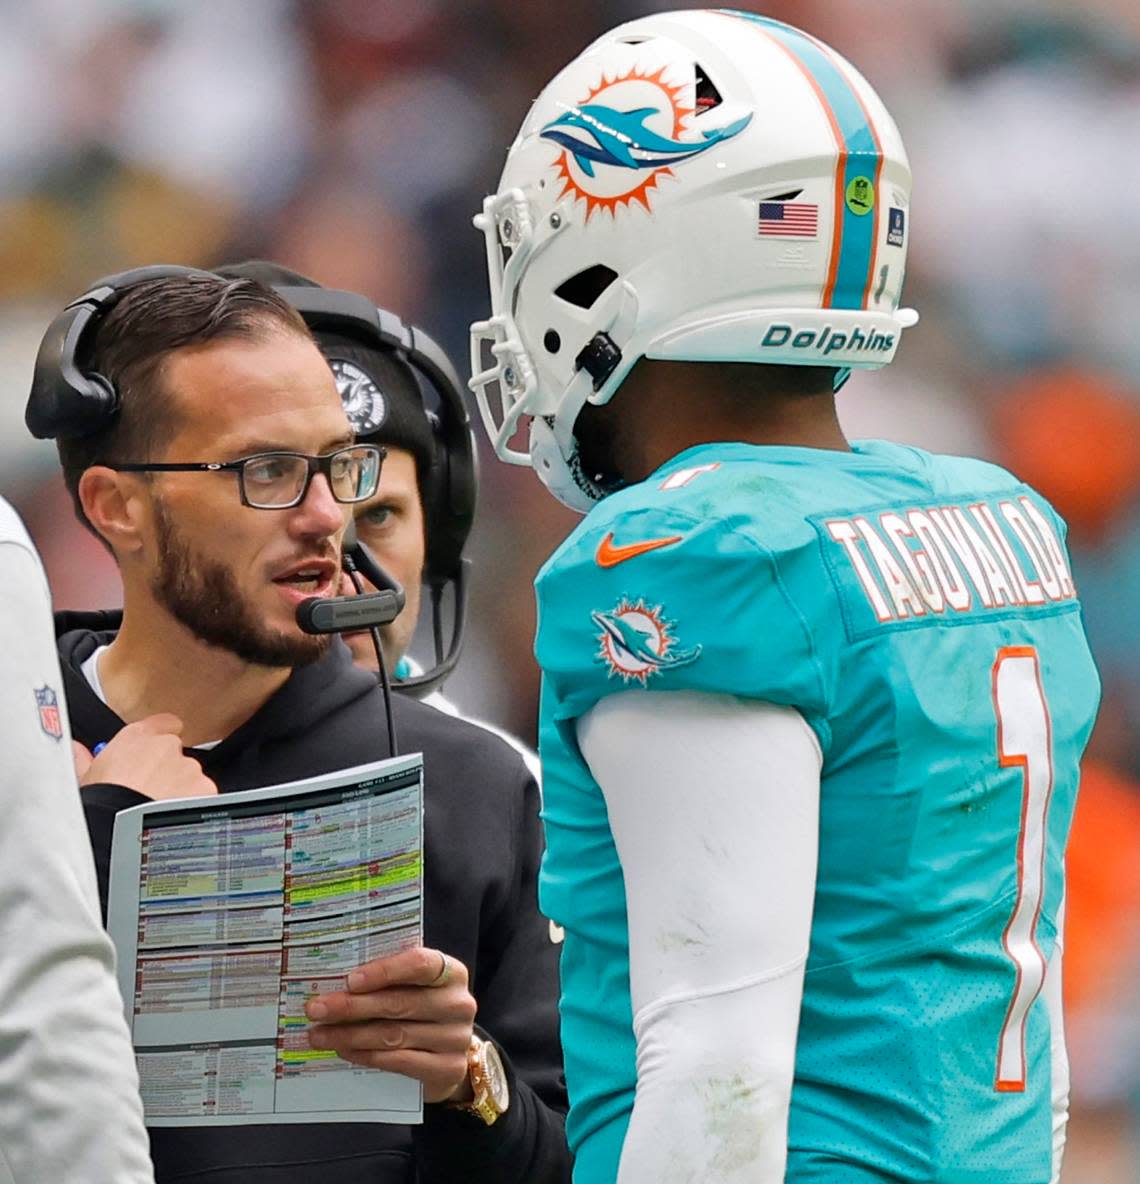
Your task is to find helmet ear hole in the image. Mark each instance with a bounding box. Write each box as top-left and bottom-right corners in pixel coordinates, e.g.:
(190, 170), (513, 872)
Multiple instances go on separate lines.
(543, 330), (562, 354)
(694, 63), (723, 112)
(554, 265), (619, 310)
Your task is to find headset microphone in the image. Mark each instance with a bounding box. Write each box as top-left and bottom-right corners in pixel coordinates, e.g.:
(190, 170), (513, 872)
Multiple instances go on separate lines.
(295, 520), (406, 755)
(294, 522), (406, 635)
(294, 591), (402, 634)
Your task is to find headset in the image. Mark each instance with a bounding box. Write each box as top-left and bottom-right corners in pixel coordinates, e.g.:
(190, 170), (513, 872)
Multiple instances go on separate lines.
(26, 264), (219, 440)
(270, 284), (477, 698)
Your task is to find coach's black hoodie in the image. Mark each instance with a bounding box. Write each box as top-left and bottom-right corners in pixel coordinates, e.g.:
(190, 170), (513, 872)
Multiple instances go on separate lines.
(57, 611), (570, 1184)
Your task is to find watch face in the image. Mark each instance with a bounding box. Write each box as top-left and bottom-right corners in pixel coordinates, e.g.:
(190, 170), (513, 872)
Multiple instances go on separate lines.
(331, 358), (386, 435)
(482, 1040), (510, 1108)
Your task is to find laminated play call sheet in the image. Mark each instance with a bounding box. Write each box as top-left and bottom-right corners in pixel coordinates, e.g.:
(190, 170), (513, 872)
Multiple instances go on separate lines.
(108, 754), (424, 1126)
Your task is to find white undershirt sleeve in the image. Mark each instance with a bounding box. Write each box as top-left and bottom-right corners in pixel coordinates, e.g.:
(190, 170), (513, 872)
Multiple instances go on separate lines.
(0, 529), (155, 1184)
(577, 689), (822, 1184)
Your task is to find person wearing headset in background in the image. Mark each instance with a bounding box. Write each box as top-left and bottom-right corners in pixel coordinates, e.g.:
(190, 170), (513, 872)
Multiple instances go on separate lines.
(0, 494), (215, 1184)
(217, 261), (541, 779)
(28, 267), (570, 1184)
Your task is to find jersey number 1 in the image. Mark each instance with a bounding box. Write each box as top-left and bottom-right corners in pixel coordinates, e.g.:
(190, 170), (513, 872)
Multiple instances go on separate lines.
(992, 646), (1056, 1092)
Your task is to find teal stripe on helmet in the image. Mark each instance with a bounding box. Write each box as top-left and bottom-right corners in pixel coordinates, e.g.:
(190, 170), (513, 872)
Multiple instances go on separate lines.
(719, 11), (882, 309)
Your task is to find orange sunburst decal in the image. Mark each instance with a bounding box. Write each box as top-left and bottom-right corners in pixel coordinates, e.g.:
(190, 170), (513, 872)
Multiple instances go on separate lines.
(541, 66), (696, 220)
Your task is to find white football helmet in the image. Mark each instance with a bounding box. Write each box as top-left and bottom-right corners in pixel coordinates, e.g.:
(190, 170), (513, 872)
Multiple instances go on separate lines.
(470, 8), (918, 511)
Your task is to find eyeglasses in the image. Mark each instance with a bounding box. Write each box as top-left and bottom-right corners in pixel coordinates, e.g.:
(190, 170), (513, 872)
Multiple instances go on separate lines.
(109, 444), (385, 510)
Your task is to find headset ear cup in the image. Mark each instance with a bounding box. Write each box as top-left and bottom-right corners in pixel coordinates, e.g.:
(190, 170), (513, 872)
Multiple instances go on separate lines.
(26, 303), (119, 439)
(423, 419), (464, 585)
(26, 264), (218, 440)
(415, 380), (477, 586)
(422, 438), (446, 585)
(447, 421), (478, 565)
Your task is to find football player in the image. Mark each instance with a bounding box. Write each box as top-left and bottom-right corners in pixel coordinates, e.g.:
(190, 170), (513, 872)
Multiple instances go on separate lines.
(470, 10), (1100, 1184)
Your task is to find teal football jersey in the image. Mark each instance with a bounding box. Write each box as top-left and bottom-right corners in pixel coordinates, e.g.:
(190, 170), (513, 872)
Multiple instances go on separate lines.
(534, 441), (1100, 1183)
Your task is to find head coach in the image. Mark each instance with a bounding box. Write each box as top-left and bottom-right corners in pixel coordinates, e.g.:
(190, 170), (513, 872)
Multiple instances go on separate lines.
(26, 266), (569, 1184)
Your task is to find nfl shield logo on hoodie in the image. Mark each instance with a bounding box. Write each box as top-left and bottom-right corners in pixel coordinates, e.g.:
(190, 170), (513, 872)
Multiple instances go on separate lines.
(35, 685), (63, 740)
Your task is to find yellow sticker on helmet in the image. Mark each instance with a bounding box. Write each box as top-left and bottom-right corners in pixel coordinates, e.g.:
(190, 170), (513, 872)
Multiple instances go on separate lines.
(845, 176), (875, 216)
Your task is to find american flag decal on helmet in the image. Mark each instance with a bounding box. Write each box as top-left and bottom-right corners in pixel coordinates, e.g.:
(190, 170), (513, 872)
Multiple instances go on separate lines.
(35, 685), (63, 740)
(757, 200), (819, 238)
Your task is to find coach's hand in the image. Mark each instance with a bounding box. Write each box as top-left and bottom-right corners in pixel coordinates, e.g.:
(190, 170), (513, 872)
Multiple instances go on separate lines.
(80, 714), (218, 802)
(72, 740), (94, 781)
(305, 947), (478, 1104)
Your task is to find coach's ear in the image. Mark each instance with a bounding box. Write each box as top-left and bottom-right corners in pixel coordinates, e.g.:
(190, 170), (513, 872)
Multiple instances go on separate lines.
(78, 466), (151, 559)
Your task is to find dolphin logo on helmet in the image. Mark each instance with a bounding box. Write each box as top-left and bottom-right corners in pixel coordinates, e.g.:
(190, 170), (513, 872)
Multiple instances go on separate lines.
(541, 105), (752, 177)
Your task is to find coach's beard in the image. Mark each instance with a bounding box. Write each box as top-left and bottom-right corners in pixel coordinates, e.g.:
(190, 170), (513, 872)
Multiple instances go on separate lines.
(151, 498), (331, 668)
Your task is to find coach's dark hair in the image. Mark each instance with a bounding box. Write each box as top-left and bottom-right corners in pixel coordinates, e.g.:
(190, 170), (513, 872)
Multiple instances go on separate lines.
(58, 273), (311, 537)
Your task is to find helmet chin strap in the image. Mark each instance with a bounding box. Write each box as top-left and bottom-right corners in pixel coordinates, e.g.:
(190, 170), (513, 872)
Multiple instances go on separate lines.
(528, 282), (641, 512)
(529, 371), (597, 513)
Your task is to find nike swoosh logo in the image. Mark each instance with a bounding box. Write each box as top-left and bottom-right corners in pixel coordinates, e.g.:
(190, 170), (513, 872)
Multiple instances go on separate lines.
(595, 531), (684, 568)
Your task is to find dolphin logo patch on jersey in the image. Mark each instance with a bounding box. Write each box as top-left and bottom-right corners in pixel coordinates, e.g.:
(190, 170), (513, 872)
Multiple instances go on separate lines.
(542, 67), (752, 219)
(592, 598), (701, 685)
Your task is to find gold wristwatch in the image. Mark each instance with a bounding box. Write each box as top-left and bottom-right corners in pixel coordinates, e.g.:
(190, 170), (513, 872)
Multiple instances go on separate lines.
(449, 1035), (510, 1125)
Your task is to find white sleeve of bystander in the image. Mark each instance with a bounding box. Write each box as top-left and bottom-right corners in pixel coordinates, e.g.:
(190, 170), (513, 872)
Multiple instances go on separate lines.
(0, 501), (155, 1184)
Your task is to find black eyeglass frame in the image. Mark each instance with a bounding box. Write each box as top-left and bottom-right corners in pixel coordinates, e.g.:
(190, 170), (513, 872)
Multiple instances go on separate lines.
(108, 444), (385, 510)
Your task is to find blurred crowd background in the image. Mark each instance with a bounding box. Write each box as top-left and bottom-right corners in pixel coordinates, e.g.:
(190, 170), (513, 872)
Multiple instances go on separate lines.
(1, 1), (1136, 1177)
